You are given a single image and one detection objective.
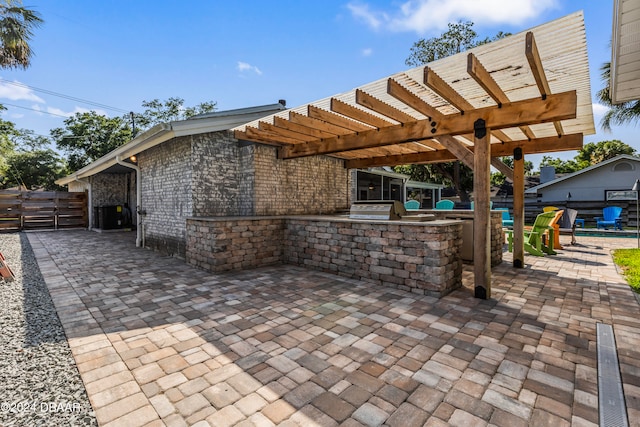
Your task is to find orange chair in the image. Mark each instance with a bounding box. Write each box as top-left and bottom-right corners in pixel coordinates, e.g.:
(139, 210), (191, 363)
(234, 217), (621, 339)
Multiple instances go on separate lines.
(547, 209), (565, 250)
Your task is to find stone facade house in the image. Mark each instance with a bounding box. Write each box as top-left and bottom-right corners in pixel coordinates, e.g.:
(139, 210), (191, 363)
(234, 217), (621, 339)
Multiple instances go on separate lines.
(57, 102), (351, 257)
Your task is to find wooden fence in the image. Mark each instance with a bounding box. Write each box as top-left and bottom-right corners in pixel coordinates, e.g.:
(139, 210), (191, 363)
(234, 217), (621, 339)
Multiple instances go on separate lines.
(0, 191), (88, 232)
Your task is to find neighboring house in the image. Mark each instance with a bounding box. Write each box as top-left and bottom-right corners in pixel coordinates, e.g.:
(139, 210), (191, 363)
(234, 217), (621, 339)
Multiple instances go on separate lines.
(525, 154), (640, 202)
(56, 101), (351, 257)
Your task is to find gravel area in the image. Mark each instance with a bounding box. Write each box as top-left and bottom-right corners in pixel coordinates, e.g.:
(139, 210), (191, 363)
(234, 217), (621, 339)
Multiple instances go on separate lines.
(0, 233), (97, 427)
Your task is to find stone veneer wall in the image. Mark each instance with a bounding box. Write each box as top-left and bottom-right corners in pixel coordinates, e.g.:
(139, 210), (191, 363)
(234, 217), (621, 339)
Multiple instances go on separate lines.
(139, 136), (192, 257)
(425, 210), (503, 266)
(252, 143), (350, 215)
(186, 217), (285, 272)
(90, 173), (135, 210)
(186, 216), (466, 297)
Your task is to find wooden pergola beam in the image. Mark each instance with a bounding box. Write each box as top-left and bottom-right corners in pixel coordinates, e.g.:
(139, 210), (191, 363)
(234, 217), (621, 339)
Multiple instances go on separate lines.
(330, 98), (394, 128)
(526, 31), (564, 137)
(290, 110), (363, 135)
(467, 53), (535, 142)
(355, 89), (415, 123)
(243, 126), (302, 145)
(274, 116), (337, 139)
(279, 90), (577, 159)
(344, 133), (583, 169)
(387, 78), (444, 120)
(307, 105), (373, 132)
(424, 67), (511, 152)
(424, 67), (471, 112)
(258, 121), (310, 142)
(235, 129), (295, 147)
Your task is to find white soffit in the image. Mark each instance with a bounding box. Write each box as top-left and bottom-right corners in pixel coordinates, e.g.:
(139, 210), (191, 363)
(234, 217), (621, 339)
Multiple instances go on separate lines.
(612, 0), (640, 103)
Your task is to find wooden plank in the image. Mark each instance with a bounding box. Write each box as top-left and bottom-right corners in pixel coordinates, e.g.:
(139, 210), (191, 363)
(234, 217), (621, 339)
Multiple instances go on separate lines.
(525, 31), (564, 136)
(424, 67), (472, 112)
(466, 53), (536, 142)
(307, 105), (373, 132)
(258, 121), (311, 142)
(280, 90), (577, 159)
(491, 159), (514, 181)
(330, 98), (394, 128)
(355, 89), (416, 123)
(513, 150), (525, 268)
(274, 116), (337, 139)
(245, 125), (304, 145)
(473, 119), (491, 299)
(290, 110), (361, 135)
(344, 133), (582, 168)
(387, 78), (444, 120)
(435, 135), (475, 169)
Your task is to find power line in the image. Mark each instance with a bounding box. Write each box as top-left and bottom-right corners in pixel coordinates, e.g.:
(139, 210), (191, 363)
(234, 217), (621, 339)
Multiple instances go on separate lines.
(1, 102), (70, 118)
(0, 78), (130, 113)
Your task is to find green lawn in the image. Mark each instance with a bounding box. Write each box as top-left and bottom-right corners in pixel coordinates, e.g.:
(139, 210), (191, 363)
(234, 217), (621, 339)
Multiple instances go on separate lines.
(613, 248), (640, 293)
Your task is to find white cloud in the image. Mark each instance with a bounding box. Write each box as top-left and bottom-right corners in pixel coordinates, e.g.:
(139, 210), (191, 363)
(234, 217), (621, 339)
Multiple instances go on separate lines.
(592, 103), (608, 116)
(0, 78), (44, 103)
(348, 0), (559, 34)
(237, 61), (263, 76)
(362, 48), (373, 57)
(346, 3), (387, 30)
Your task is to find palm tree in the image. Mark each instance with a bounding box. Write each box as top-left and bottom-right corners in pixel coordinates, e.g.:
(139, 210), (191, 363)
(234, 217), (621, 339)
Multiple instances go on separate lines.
(0, 0), (43, 69)
(597, 62), (640, 130)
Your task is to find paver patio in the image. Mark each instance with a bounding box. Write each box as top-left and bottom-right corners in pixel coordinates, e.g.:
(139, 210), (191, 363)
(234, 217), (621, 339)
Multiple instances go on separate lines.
(27, 230), (640, 426)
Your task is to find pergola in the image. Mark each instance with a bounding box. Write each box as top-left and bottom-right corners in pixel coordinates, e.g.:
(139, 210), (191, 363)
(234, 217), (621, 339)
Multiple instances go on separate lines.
(233, 11), (595, 298)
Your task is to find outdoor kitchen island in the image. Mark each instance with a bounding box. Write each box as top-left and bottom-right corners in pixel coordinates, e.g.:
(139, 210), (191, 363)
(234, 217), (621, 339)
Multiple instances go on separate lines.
(186, 211), (503, 298)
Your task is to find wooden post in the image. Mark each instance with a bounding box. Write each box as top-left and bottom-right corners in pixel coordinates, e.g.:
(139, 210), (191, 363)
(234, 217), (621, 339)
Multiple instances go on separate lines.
(473, 119), (491, 299)
(513, 148), (525, 268)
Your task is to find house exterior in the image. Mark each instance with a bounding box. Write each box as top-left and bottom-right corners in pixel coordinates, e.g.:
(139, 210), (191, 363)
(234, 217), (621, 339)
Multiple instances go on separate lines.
(525, 154), (640, 203)
(56, 102), (351, 257)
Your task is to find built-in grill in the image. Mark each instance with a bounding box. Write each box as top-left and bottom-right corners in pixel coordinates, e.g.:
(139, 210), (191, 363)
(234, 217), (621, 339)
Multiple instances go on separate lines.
(349, 200), (433, 221)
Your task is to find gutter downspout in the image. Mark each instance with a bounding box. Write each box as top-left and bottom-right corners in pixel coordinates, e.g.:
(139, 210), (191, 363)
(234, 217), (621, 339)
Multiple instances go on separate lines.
(115, 156), (142, 247)
(73, 174), (92, 230)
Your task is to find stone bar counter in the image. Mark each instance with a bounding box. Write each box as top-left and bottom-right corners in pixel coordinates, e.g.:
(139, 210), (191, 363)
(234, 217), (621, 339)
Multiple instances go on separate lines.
(186, 212), (503, 298)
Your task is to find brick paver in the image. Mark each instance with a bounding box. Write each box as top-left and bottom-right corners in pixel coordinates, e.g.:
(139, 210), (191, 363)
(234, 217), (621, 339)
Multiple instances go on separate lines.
(28, 230), (640, 426)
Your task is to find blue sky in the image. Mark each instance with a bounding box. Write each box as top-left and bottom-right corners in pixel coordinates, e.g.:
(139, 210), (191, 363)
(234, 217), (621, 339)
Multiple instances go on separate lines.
(0, 1), (631, 168)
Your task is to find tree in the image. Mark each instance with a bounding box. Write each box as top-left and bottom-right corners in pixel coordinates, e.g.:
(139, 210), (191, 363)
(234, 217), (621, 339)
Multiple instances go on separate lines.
(575, 140), (636, 165)
(538, 140), (637, 174)
(52, 97), (218, 171)
(0, 121), (67, 190)
(400, 22), (510, 201)
(1, 148), (65, 190)
(406, 21), (510, 66)
(539, 156), (584, 174)
(0, 0), (43, 69)
(490, 157), (533, 186)
(0, 112), (19, 181)
(134, 97), (217, 132)
(596, 62), (640, 130)
(51, 111), (132, 171)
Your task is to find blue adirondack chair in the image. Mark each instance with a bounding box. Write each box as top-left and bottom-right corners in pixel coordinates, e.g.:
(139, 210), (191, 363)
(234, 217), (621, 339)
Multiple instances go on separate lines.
(596, 206), (623, 230)
(404, 200), (420, 210)
(435, 199), (455, 210)
(495, 207), (513, 227)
